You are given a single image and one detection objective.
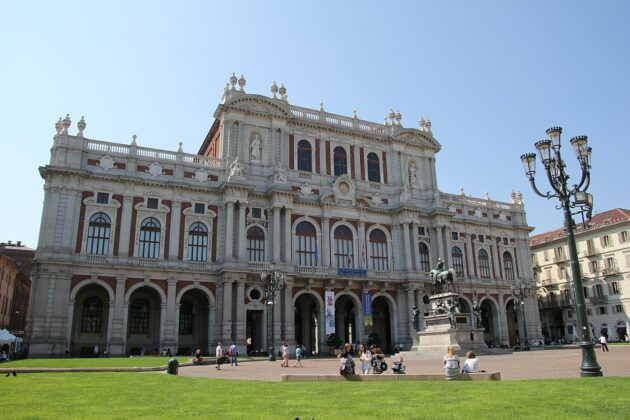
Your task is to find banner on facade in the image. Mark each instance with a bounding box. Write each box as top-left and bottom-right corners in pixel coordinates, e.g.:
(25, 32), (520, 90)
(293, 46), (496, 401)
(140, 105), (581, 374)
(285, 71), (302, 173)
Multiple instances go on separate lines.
(362, 291), (372, 316)
(325, 290), (335, 335)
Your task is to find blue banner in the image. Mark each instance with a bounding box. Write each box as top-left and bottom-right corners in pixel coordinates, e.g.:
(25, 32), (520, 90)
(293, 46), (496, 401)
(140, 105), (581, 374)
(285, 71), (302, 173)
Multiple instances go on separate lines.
(337, 268), (367, 277)
(363, 291), (372, 316)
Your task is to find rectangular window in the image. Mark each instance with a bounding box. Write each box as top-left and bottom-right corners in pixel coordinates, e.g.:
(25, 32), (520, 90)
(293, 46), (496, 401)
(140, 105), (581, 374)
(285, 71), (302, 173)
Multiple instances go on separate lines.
(418, 226), (426, 236)
(582, 286), (589, 298)
(567, 310), (573, 319)
(543, 249), (549, 261)
(147, 198), (159, 209)
(478, 235), (484, 243)
(555, 246), (564, 260)
(613, 304), (625, 314)
(194, 203), (205, 214)
(503, 237), (509, 245)
(611, 282), (621, 294)
(590, 260), (598, 273)
(598, 307), (606, 315)
(619, 231), (629, 243)
(251, 208), (262, 219)
(567, 325), (574, 335)
(450, 231), (457, 240)
(605, 257), (616, 269)
(587, 308), (592, 316)
(585, 239), (595, 254)
(626, 253), (630, 267)
(593, 284), (604, 298)
(600, 235), (611, 248)
(96, 192), (109, 204)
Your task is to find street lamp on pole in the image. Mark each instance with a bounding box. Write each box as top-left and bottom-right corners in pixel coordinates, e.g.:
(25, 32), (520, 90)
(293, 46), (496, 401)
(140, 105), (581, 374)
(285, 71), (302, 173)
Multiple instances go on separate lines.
(520, 126), (602, 377)
(260, 264), (285, 362)
(510, 281), (531, 349)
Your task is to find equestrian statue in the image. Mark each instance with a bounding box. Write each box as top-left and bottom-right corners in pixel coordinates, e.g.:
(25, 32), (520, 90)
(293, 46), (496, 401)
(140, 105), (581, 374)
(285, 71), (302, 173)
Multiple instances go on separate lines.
(430, 257), (456, 294)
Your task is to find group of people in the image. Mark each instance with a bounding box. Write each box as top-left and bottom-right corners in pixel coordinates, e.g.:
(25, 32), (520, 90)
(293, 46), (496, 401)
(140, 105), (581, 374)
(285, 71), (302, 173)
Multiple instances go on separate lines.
(214, 341), (239, 370)
(443, 346), (484, 380)
(280, 342), (307, 367)
(338, 342), (406, 376)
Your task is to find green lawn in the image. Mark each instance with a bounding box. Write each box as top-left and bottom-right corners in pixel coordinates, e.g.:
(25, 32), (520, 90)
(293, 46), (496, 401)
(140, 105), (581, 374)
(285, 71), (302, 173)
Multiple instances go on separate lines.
(0, 373), (627, 419)
(0, 356), (192, 368)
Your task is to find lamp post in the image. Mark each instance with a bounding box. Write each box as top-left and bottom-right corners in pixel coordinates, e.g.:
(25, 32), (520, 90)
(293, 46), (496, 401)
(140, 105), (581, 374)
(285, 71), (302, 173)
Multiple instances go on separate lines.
(510, 281), (531, 349)
(260, 264), (285, 362)
(520, 126), (602, 377)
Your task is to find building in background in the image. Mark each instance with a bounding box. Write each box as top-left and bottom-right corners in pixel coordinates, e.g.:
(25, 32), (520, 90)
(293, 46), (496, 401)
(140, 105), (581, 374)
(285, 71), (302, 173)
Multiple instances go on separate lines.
(27, 75), (541, 357)
(0, 241), (34, 337)
(531, 208), (630, 343)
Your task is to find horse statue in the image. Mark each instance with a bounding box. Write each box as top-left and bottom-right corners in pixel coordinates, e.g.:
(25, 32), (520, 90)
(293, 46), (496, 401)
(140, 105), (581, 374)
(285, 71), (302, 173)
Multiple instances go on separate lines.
(430, 268), (456, 294)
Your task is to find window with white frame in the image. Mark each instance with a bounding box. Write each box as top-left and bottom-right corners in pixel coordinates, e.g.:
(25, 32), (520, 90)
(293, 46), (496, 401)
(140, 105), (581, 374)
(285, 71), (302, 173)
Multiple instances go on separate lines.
(478, 249), (490, 278)
(247, 226), (265, 262)
(503, 251), (515, 280)
(590, 260), (598, 273)
(613, 304), (625, 314)
(605, 257), (616, 269)
(369, 229), (388, 270)
(147, 198), (159, 209)
(593, 284), (604, 298)
(452, 246), (464, 277)
(295, 221), (317, 266)
(86, 212), (111, 255)
(333, 146), (348, 176)
(139, 217), (161, 258)
(194, 203), (205, 214)
(187, 222), (208, 262)
(297, 140), (312, 172)
(619, 230), (629, 244)
(600, 235), (611, 248)
(367, 152), (380, 183)
(611, 282), (621, 295)
(418, 242), (430, 273)
(598, 307), (607, 315)
(333, 225), (354, 268)
(96, 192), (109, 204)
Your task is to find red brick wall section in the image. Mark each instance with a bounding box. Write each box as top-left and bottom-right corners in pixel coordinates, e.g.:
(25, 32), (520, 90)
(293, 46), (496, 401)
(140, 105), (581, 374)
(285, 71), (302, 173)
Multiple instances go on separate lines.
(129, 197), (144, 256)
(325, 141), (331, 175)
(359, 148), (365, 180)
(179, 202), (192, 259)
(382, 152), (388, 184)
(289, 134), (294, 169)
(75, 191), (94, 253)
(315, 139), (320, 174)
(350, 146), (355, 179)
(113, 194), (123, 256)
(163, 200), (172, 259)
(70, 275), (91, 291)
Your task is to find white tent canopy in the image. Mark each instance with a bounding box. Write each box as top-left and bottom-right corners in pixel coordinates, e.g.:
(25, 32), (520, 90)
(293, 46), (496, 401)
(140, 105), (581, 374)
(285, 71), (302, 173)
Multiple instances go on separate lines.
(0, 328), (18, 344)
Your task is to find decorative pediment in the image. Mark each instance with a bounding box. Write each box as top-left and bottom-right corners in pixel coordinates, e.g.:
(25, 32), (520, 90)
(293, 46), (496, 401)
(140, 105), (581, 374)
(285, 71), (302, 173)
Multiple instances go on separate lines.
(224, 95), (292, 118)
(331, 175), (356, 206)
(391, 130), (441, 150)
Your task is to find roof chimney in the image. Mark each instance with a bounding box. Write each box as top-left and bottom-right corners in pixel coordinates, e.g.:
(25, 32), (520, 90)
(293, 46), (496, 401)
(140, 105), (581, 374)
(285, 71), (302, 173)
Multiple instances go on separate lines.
(17, 241), (22, 247)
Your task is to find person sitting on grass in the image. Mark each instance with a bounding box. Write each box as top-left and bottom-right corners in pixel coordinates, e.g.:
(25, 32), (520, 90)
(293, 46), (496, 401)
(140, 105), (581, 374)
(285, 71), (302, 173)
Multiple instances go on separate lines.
(392, 356), (406, 374)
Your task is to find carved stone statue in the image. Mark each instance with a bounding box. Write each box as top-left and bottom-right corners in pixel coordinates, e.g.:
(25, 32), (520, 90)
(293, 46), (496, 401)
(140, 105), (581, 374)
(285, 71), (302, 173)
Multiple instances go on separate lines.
(228, 157), (243, 179)
(446, 299), (460, 329)
(411, 305), (421, 331)
(430, 257), (456, 294)
(472, 298), (483, 328)
(273, 164), (287, 183)
(250, 134), (262, 162)
(408, 162), (417, 185)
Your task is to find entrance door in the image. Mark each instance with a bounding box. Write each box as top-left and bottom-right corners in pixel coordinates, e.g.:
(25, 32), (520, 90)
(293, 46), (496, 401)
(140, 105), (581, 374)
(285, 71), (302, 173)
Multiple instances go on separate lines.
(246, 310), (264, 355)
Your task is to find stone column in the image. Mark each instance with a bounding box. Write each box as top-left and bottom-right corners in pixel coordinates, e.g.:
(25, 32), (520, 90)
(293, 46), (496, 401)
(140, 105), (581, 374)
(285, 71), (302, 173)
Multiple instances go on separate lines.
(159, 303), (167, 348)
(406, 287), (416, 340)
(497, 294), (509, 346)
(283, 283), (294, 343)
(466, 236), (476, 278)
(435, 226), (445, 262)
(492, 243), (501, 280)
(164, 280), (177, 347)
(411, 222), (420, 271)
(118, 196), (134, 257)
(223, 278), (233, 340)
(284, 208), (292, 263)
(237, 202), (247, 262)
(273, 206), (281, 263)
(168, 201), (181, 260)
(322, 216), (330, 267)
(65, 299), (75, 350)
(225, 202), (235, 261)
(106, 301), (115, 347)
(402, 222), (413, 271)
(235, 280), (245, 342)
(444, 226), (452, 268)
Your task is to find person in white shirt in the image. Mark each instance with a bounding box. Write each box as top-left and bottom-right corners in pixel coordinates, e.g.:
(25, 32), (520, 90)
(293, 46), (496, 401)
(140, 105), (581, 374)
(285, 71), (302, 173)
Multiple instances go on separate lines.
(215, 342), (223, 370)
(462, 351), (481, 373)
(599, 335), (609, 352)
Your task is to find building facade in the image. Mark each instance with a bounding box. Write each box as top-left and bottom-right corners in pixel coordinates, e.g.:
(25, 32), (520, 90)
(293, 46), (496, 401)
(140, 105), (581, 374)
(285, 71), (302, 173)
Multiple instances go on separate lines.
(531, 208), (630, 343)
(0, 241), (34, 335)
(27, 75), (541, 357)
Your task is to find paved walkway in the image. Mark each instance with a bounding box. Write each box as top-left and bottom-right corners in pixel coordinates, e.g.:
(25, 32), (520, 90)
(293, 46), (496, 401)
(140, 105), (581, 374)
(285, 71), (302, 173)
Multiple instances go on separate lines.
(178, 346), (630, 381)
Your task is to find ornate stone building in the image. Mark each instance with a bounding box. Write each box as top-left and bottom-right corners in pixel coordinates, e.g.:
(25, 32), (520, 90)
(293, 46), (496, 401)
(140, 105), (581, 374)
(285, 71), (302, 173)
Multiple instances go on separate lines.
(531, 208), (630, 342)
(26, 75), (541, 357)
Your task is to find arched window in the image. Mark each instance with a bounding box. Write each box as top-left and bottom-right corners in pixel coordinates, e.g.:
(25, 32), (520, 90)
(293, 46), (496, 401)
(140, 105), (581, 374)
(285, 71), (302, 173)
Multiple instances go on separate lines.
(333, 146), (348, 176)
(247, 226), (265, 262)
(179, 301), (193, 335)
(297, 140), (312, 172)
(129, 299), (149, 334)
(80, 297), (102, 333)
(295, 221), (317, 266)
(139, 217), (161, 259)
(86, 213), (111, 255)
(367, 152), (380, 182)
(452, 246), (464, 277)
(333, 225), (354, 268)
(503, 251), (515, 280)
(418, 242), (430, 272)
(478, 249), (491, 278)
(187, 222), (208, 262)
(369, 229), (388, 271)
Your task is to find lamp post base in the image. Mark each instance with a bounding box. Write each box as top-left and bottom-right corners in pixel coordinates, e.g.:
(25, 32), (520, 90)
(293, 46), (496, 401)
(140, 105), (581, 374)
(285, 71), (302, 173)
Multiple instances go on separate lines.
(578, 341), (603, 377)
(268, 347), (276, 362)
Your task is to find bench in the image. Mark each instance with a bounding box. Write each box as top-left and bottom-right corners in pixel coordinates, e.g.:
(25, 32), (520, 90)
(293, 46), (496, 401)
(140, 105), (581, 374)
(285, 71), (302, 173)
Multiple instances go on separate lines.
(281, 372), (501, 382)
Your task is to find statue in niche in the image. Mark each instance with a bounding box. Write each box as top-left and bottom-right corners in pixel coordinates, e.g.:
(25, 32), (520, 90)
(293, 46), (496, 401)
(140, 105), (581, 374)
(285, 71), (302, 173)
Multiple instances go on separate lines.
(408, 162), (418, 185)
(249, 133), (263, 162)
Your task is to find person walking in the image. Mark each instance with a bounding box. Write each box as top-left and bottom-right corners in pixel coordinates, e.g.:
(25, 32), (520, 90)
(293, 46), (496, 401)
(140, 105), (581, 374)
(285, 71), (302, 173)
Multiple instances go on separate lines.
(599, 334), (610, 352)
(293, 343), (304, 367)
(442, 346), (460, 380)
(358, 343), (372, 375)
(229, 342), (239, 366)
(280, 342), (290, 367)
(215, 342), (223, 370)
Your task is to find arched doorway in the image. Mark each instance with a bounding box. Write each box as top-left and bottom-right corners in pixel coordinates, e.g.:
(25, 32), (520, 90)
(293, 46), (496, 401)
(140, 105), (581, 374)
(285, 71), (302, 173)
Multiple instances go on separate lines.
(177, 289), (209, 355)
(294, 293), (320, 356)
(335, 294), (357, 345)
(126, 286), (162, 355)
(71, 284), (111, 356)
(372, 296), (392, 352)
(480, 299), (498, 347)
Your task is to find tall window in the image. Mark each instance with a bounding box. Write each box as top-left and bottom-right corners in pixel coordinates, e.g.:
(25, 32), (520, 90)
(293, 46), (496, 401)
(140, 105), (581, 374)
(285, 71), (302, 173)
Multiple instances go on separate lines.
(247, 226), (265, 262)
(333, 225), (354, 268)
(418, 242), (430, 272)
(86, 213), (111, 255)
(179, 301), (193, 335)
(503, 251), (515, 280)
(80, 297), (102, 333)
(333, 146), (348, 176)
(452, 246), (464, 277)
(369, 229), (388, 271)
(139, 217), (161, 258)
(297, 140), (312, 172)
(129, 299), (149, 334)
(295, 221), (317, 266)
(187, 222), (208, 262)
(367, 152), (380, 182)
(478, 249), (490, 278)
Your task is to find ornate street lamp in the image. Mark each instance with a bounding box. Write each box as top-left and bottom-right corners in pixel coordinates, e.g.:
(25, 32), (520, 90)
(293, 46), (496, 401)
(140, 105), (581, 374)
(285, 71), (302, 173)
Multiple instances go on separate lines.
(520, 126), (602, 377)
(260, 264), (285, 362)
(510, 281), (531, 349)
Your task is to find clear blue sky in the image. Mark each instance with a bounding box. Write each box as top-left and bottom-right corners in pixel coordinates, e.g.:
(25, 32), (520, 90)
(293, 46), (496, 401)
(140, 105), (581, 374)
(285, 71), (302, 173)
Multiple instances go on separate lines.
(1, 1), (629, 248)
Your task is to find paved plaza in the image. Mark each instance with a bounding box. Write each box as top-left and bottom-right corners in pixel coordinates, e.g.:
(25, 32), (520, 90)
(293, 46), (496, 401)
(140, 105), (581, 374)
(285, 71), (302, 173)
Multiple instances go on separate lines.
(177, 346), (630, 381)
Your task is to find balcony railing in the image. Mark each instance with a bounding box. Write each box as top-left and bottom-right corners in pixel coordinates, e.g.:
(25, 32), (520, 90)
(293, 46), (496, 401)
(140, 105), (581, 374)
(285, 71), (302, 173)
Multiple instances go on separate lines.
(589, 295), (608, 304)
(538, 298), (573, 309)
(602, 267), (619, 277)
